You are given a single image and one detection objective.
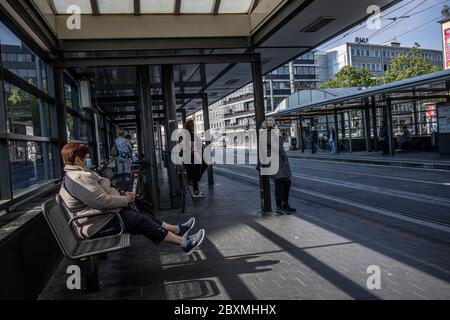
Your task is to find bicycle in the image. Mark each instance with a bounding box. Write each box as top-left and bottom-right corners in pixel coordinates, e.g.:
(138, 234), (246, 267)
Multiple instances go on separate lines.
(94, 156), (155, 216)
(176, 163), (194, 213)
(94, 157), (134, 191)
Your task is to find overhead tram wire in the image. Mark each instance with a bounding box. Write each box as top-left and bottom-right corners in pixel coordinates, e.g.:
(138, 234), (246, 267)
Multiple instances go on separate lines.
(385, 15), (442, 42)
(320, 0), (447, 61)
(331, 10), (444, 61)
(367, 0), (428, 40)
(318, 0), (420, 51)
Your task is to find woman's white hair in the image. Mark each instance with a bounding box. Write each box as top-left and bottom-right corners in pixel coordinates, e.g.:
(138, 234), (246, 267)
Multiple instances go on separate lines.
(261, 118), (276, 130)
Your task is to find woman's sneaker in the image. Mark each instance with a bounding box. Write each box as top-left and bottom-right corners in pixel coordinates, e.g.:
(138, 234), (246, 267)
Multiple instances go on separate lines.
(178, 217), (195, 237)
(182, 229), (205, 255)
(192, 191), (206, 198)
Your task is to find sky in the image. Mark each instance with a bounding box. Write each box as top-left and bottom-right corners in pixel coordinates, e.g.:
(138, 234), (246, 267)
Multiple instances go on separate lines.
(317, 0), (449, 52)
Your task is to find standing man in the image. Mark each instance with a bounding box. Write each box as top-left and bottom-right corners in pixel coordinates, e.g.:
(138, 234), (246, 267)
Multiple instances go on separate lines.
(115, 128), (133, 174)
(310, 126), (318, 154)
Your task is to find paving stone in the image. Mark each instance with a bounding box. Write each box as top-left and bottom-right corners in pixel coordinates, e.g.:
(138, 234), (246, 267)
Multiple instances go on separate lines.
(38, 175), (450, 300)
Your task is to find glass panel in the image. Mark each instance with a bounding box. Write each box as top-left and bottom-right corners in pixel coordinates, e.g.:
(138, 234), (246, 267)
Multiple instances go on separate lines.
(80, 121), (90, 143)
(140, 0), (175, 13)
(99, 130), (107, 161)
(66, 113), (76, 141)
(52, 0), (93, 14)
(4, 82), (51, 137)
(9, 141), (54, 195)
(0, 21), (49, 93)
(219, 0), (252, 13)
(180, 0), (214, 13)
(64, 82), (73, 108)
(97, 0), (134, 14)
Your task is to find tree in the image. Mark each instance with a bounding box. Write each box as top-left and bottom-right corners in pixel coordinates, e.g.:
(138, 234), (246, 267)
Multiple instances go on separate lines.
(321, 66), (377, 88)
(382, 43), (441, 84)
(7, 80), (40, 135)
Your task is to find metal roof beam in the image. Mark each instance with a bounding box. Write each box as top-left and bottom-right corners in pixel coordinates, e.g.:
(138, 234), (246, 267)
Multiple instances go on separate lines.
(61, 53), (258, 68)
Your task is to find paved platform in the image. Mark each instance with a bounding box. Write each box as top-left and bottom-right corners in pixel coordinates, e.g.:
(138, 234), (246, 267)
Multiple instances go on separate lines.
(286, 150), (450, 170)
(39, 174), (450, 300)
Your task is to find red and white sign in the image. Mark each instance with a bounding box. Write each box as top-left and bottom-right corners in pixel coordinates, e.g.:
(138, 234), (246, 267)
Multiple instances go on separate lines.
(445, 28), (450, 69)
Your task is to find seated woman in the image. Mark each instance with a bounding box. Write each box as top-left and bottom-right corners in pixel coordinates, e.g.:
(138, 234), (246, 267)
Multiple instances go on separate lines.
(59, 142), (205, 255)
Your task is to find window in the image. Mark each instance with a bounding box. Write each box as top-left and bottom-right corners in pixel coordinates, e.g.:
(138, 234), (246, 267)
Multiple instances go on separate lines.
(4, 83), (51, 137)
(0, 21), (49, 94)
(0, 17), (57, 200)
(8, 140), (54, 195)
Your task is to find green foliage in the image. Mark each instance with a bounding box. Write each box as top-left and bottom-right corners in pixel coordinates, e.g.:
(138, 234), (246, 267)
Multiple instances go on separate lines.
(7, 80), (40, 134)
(320, 66), (377, 88)
(382, 44), (441, 84)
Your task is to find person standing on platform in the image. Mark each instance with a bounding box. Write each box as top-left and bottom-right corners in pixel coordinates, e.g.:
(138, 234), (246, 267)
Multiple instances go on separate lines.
(310, 126), (318, 154)
(115, 128), (133, 174)
(328, 127), (337, 154)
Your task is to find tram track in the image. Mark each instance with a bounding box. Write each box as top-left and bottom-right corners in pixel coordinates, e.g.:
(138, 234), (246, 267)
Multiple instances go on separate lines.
(213, 166), (450, 233)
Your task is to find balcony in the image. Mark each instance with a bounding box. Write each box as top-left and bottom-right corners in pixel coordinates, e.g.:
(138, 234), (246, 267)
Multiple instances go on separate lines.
(223, 109), (255, 119)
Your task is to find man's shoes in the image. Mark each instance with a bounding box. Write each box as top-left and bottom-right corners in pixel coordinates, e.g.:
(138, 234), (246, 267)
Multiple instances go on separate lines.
(192, 191), (206, 198)
(182, 229), (205, 255)
(282, 204), (297, 214)
(178, 217), (195, 237)
(275, 207), (286, 215)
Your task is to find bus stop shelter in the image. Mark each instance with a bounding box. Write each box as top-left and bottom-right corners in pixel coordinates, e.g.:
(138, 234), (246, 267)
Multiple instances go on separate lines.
(0, 0), (400, 216)
(270, 69), (450, 156)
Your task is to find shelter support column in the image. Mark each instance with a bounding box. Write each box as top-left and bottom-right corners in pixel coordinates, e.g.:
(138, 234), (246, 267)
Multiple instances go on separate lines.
(371, 96), (378, 151)
(348, 111), (353, 153)
(386, 98), (395, 156)
(334, 108), (340, 154)
(364, 98), (372, 152)
(162, 65), (179, 209)
(252, 55), (272, 214)
(412, 90), (419, 136)
(135, 111), (142, 155)
(298, 116), (305, 153)
(138, 65), (160, 211)
(53, 65), (67, 178)
(181, 109), (187, 127)
(0, 68), (12, 199)
(202, 93), (214, 185)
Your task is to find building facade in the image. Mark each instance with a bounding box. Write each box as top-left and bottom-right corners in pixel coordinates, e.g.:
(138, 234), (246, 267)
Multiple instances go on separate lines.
(192, 52), (324, 145)
(325, 41), (443, 79)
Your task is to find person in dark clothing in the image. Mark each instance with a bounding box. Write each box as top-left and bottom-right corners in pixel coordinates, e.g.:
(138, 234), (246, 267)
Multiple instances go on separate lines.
(260, 118), (296, 215)
(184, 119), (207, 198)
(310, 126), (318, 154)
(378, 122), (389, 155)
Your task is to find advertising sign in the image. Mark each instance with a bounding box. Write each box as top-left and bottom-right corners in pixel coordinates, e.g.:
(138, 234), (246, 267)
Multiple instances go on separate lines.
(445, 28), (450, 69)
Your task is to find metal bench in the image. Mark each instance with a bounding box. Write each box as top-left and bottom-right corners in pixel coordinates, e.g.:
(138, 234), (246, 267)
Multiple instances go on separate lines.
(42, 195), (131, 291)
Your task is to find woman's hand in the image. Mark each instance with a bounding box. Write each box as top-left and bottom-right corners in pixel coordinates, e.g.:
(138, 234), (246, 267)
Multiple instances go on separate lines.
(125, 192), (135, 203)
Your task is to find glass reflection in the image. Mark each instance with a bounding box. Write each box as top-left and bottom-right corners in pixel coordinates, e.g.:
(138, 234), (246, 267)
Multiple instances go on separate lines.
(9, 141), (54, 195)
(0, 21), (49, 93)
(4, 82), (51, 137)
